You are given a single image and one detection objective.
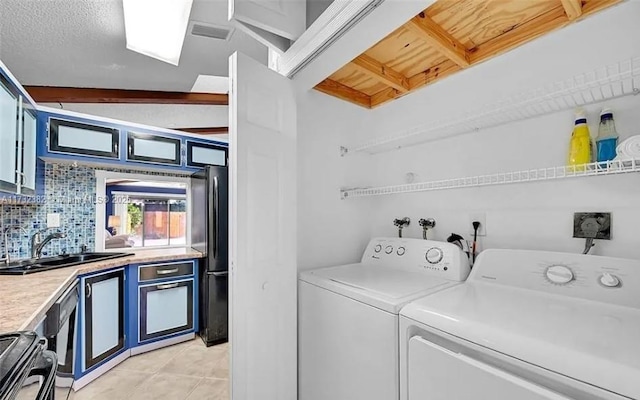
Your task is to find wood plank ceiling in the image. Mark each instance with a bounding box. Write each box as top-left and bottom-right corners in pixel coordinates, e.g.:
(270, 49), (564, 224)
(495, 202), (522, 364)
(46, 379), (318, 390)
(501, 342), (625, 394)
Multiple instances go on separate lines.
(315, 0), (621, 108)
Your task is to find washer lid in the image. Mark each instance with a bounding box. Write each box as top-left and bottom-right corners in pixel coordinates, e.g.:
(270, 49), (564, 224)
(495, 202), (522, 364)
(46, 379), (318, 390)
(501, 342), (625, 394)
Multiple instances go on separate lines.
(300, 263), (456, 313)
(401, 282), (640, 399)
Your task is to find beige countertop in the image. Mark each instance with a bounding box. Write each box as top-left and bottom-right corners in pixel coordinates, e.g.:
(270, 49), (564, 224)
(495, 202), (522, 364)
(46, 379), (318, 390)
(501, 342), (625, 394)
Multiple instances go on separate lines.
(0, 247), (203, 333)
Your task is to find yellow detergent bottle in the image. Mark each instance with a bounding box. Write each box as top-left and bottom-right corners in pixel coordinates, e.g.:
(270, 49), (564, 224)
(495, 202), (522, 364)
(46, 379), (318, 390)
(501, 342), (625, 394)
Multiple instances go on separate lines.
(568, 109), (592, 170)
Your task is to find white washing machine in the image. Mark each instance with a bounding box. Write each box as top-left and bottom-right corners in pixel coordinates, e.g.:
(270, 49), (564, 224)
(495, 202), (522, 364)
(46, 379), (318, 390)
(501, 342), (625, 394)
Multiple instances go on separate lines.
(299, 237), (470, 400)
(400, 249), (640, 400)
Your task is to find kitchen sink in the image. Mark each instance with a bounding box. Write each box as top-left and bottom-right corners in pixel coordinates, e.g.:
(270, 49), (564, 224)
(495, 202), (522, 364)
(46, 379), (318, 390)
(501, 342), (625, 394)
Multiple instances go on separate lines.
(0, 252), (133, 275)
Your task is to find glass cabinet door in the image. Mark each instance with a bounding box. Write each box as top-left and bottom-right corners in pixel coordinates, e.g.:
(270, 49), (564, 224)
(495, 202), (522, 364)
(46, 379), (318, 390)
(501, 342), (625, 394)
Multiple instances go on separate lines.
(139, 279), (194, 342)
(20, 104), (37, 195)
(83, 269), (126, 371)
(0, 75), (19, 193)
(49, 118), (120, 159)
(127, 132), (181, 166)
(186, 140), (228, 167)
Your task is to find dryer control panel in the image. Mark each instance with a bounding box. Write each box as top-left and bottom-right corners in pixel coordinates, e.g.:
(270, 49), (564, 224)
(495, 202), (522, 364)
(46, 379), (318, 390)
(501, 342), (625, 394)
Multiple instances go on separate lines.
(362, 237), (470, 282)
(471, 249), (640, 309)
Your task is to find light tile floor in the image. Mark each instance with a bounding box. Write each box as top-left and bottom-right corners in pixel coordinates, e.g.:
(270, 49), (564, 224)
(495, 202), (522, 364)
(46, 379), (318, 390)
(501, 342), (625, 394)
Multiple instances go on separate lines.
(70, 338), (229, 400)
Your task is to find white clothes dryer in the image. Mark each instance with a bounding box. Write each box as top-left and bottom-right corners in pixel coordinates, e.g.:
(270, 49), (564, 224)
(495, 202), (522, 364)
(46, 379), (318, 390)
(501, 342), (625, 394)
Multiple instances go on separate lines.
(400, 249), (640, 400)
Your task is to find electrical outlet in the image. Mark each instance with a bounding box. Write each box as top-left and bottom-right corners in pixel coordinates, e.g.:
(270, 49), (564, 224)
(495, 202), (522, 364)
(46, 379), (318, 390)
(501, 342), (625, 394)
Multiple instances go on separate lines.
(47, 213), (61, 228)
(469, 213), (487, 236)
(573, 212), (611, 240)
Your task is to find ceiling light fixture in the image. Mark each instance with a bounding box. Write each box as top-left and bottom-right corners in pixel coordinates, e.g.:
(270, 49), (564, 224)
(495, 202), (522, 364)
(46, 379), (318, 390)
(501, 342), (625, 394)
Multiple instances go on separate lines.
(123, 0), (194, 66)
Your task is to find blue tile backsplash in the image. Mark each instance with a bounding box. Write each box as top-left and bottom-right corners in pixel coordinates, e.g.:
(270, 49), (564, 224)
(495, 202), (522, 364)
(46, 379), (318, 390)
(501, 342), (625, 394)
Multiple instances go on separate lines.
(0, 163), (183, 260)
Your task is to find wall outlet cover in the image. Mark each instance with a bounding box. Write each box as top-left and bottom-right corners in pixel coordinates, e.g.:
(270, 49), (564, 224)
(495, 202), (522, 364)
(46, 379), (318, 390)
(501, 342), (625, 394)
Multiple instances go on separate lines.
(47, 213), (61, 228)
(469, 213), (487, 236)
(573, 212), (611, 240)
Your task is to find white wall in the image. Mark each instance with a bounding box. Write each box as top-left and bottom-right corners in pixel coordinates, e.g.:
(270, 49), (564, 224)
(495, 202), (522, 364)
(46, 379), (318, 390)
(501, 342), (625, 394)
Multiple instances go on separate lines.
(359, 2), (640, 259)
(296, 89), (374, 270)
(41, 103), (229, 140)
(297, 1), (640, 266)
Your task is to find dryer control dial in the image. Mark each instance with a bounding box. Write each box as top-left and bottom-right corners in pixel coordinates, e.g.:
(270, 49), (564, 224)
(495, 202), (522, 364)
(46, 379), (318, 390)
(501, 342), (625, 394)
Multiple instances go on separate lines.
(599, 272), (620, 288)
(385, 245), (394, 254)
(374, 244), (382, 253)
(545, 265), (574, 285)
(425, 247), (444, 264)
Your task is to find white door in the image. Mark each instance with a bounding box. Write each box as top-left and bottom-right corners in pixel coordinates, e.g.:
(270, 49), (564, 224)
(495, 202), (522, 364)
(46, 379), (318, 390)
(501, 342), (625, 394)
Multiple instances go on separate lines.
(229, 0), (305, 52)
(229, 52), (297, 400)
(407, 336), (571, 400)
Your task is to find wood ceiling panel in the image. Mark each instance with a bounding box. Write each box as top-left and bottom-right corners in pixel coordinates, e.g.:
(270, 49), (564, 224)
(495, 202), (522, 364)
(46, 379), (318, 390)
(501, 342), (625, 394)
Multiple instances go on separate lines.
(364, 26), (449, 77)
(329, 64), (389, 96)
(314, 0), (620, 108)
(426, 0), (561, 49)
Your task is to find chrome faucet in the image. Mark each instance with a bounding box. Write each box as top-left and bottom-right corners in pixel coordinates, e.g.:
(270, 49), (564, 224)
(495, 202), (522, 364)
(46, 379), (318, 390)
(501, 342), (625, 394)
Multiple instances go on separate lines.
(30, 228), (67, 259)
(1, 225), (29, 265)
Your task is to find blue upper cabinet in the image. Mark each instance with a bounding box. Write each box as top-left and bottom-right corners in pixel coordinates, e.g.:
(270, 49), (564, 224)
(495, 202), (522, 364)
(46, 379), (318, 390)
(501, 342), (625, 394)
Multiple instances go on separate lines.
(0, 60), (38, 197)
(38, 108), (228, 172)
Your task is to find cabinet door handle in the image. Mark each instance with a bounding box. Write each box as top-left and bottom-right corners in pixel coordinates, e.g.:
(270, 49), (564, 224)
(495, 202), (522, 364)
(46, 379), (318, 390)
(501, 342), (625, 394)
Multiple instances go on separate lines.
(114, 142), (119, 154)
(157, 268), (179, 275)
(128, 144), (133, 156)
(85, 283), (92, 298)
(156, 283), (179, 290)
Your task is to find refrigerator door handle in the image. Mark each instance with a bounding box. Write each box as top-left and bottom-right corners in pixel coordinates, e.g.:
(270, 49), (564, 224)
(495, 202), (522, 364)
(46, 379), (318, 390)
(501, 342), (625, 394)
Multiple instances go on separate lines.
(213, 175), (219, 258)
(212, 271), (228, 277)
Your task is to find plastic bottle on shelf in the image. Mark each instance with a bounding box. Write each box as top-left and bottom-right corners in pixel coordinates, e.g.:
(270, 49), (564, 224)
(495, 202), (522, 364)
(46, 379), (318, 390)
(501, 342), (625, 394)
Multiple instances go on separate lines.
(596, 108), (619, 164)
(568, 109), (592, 170)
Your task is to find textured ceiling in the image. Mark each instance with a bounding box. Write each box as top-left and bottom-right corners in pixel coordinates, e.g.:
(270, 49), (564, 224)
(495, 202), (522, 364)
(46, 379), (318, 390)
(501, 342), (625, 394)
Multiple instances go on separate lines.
(0, 0), (267, 91)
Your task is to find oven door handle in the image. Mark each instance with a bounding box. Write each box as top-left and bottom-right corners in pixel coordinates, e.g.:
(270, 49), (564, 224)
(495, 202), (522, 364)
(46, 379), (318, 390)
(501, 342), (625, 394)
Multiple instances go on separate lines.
(28, 347), (58, 400)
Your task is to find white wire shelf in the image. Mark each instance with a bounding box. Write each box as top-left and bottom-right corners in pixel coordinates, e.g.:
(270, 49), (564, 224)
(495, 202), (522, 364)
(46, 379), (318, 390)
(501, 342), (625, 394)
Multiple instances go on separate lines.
(343, 56), (640, 155)
(340, 159), (640, 199)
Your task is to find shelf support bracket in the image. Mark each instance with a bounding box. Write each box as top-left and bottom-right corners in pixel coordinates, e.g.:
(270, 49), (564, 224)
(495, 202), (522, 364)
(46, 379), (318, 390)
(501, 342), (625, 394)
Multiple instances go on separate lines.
(405, 13), (470, 68)
(560, 0), (583, 20)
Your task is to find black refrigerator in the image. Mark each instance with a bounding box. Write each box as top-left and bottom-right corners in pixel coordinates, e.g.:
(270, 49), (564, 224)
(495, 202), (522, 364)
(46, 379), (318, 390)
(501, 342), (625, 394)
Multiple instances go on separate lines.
(191, 166), (229, 347)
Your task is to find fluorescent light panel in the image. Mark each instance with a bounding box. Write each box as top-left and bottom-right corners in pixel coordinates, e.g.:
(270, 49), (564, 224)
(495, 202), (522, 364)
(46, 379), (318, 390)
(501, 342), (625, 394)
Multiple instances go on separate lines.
(123, 0), (194, 66)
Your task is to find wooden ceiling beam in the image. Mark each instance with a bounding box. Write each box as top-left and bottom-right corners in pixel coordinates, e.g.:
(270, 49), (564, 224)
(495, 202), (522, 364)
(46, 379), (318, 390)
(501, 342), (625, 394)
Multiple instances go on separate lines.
(560, 0), (583, 20)
(175, 127), (228, 135)
(405, 13), (470, 68)
(350, 55), (409, 93)
(408, 60), (460, 92)
(24, 86), (228, 105)
(315, 79), (372, 108)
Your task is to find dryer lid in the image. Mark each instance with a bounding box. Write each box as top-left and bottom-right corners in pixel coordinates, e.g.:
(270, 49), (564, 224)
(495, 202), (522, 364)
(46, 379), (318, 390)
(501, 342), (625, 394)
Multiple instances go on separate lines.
(401, 282), (640, 399)
(300, 263), (456, 313)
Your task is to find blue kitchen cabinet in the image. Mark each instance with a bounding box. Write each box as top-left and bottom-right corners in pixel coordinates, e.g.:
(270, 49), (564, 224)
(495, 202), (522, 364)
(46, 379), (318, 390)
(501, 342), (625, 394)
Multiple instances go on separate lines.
(126, 131), (181, 166)
(20, 101), (38, 196)
(186, 140), (228, 167)
(128, 259), (199, 347)
(38, 108), (228, 172)
(77, 267), (127, 375)
(0, 63), (38, 197)
(48, 117), (120, 159)
(0, 72), (20, 194)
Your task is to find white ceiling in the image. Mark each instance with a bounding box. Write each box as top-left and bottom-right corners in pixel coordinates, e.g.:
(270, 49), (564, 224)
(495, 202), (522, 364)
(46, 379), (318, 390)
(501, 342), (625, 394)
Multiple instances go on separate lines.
(0, 0), (267, 91)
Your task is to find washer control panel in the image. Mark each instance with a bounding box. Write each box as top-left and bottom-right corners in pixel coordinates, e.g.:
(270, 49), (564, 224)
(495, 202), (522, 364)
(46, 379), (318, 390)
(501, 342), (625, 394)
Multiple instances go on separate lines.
(472, 249), (640, 308)
(363, 237), (470, 282)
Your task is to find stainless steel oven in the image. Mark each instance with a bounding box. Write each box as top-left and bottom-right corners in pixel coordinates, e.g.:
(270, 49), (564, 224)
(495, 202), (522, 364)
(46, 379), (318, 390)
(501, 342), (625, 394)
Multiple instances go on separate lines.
(0, 332), (57, 400)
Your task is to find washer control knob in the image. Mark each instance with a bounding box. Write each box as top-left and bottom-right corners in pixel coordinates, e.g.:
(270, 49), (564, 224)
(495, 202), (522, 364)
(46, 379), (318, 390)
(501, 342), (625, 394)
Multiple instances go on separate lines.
(397, 247), (406, 256)
(599, 273), (620, 288)
(425, 247), (443, 264)
(385, 245), (393, 254)
(546, 265), (574, 285)
(374, 244), (382, 253)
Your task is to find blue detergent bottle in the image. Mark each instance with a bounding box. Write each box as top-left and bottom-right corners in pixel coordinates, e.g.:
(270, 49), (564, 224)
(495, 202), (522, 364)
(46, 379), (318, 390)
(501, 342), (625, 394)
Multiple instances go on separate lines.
(596, 108), (619, 163)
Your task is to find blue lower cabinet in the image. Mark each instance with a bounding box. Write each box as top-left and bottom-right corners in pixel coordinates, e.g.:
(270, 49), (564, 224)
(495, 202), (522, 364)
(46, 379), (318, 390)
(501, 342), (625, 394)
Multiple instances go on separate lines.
(128, 259), (199, 347)
(77, 267), (127, 378)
